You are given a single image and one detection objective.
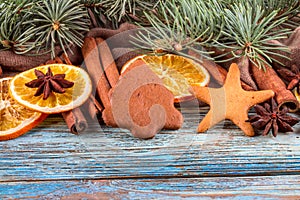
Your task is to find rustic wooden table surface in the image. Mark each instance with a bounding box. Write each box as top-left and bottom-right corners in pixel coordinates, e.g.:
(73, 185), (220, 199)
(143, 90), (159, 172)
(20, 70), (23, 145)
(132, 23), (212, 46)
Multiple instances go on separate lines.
(1, 105), (300, 199)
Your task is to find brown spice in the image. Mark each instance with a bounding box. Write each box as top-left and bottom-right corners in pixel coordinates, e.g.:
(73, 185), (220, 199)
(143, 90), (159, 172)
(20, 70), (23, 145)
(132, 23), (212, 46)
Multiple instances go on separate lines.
(95, 37), (119, 88)
(236, 56), (258, 90)
(62, 53), (102, 120)
(250, 59), (299, 112)
(25, 67), (74, 100)
(89, 95), (104, 113)
(61, 108), (88, 135)
(247, 98), (299, 137)
(83, 95), (103, 120)
(82, 37), (111, 109)
(277, 64), (300, 94)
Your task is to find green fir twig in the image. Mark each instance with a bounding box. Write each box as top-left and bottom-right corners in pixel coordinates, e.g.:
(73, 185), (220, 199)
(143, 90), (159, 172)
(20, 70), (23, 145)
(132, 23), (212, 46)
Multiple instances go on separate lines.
(131, 0), (223, 62)
(214, 2), (291, 70)
(0, 0), (33, 50)
(81, 0), (159, 29)
(130, 0), (296, 69)
(15, 0), (90, 58)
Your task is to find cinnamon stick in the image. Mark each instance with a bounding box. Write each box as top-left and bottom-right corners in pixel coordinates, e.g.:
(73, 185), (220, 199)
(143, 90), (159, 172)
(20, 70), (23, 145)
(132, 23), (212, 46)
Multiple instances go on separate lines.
(83, 95), (103, 120)
(96, 37), (120, 88)
(61, 108), (88, 135)
(251, 61), (299, 112)
(60, 53), (103, 122)
(82, 37), (111, 109)
(89, 95), (104, 113)
(95, 38), (122, 127)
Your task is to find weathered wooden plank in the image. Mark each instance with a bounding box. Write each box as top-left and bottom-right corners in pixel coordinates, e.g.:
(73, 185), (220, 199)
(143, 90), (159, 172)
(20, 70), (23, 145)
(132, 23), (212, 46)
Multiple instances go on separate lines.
(1, 175), (300, 199)
(0, 107), (299, 181)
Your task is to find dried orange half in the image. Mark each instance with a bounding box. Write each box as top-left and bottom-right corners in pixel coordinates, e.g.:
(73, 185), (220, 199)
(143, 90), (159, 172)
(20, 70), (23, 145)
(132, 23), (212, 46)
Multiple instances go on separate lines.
(121, 54), (210, 102)
(9, 64), (92, 114)
(0, 77), (48, 141)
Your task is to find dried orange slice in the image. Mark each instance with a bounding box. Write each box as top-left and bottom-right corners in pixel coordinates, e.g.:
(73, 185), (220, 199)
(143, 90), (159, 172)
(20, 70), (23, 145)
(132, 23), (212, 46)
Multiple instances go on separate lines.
(121, 54), (210, 102)
(9, 64), (92, 114)
(0, 77), (48, 141)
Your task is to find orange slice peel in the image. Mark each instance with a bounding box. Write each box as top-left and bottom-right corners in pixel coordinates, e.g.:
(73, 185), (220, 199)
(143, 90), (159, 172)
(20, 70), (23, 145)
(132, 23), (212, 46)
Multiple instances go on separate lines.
(9, 64), (92, 114)
(121, 54), (210, 103)
(0, 77), (48, 141)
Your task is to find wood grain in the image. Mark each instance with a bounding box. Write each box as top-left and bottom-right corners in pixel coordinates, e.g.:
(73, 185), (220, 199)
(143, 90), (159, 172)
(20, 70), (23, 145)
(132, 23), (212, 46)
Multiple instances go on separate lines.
(0, 107), (299, 182)
(1, 175), (300, 199)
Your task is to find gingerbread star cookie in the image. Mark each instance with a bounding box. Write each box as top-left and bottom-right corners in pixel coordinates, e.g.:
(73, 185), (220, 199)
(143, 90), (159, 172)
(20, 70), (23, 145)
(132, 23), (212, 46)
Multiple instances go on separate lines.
(190, 63), (275, 136)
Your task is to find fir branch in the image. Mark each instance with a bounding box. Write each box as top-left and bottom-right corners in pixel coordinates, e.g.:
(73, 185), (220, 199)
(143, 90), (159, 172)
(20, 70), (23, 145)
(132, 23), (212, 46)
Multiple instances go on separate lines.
(81, 0), (113, 28)
(81, 0), (159, 29)
(0, 0), (33, 50)
(16, 0), (90, 58)
(81, 0), (102, 5)
(254, 0), (299, 29)
(102, 0), (156, 21)
(222, 0), (300, 28)
(214, 2), (291, 70)
(131, 0), (223, 61)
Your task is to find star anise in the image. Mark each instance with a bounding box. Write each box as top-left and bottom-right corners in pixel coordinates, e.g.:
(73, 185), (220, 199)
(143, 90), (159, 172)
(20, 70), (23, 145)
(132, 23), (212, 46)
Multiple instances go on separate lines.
(25, 67), (74, 100)
(277, 65), (300, 93)
(247, 98), (299, 137)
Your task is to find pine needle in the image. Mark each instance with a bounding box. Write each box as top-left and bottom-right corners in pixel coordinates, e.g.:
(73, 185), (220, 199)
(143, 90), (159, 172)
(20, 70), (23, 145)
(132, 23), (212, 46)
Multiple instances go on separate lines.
(15, 0), (90, 58)
(131, 0), (222, 62)
(214, 1), (292, 70)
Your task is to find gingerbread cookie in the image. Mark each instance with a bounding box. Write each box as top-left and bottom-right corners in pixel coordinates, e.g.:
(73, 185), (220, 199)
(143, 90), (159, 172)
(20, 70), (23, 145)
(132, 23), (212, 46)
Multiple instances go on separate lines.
(103, 61), (183, 139)
(190, 63), (275, 136)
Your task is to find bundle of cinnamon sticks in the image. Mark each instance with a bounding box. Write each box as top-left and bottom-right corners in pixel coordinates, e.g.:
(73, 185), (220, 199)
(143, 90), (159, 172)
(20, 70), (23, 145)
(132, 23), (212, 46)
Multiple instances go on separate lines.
(57, 23), (139, 134)
(81, 36), (119, 125)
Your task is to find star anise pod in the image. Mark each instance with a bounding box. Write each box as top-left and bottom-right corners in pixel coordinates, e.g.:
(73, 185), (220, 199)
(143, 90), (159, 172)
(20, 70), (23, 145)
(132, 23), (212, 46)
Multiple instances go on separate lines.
(277, 65), (300, 94)
(247, 98), (299, 137)
(25, 67), (74, 100)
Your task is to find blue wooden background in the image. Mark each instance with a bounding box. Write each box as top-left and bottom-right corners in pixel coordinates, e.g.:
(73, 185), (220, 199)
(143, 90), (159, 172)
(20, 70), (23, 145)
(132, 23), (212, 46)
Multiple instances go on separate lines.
(0, 107), (299, 199)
